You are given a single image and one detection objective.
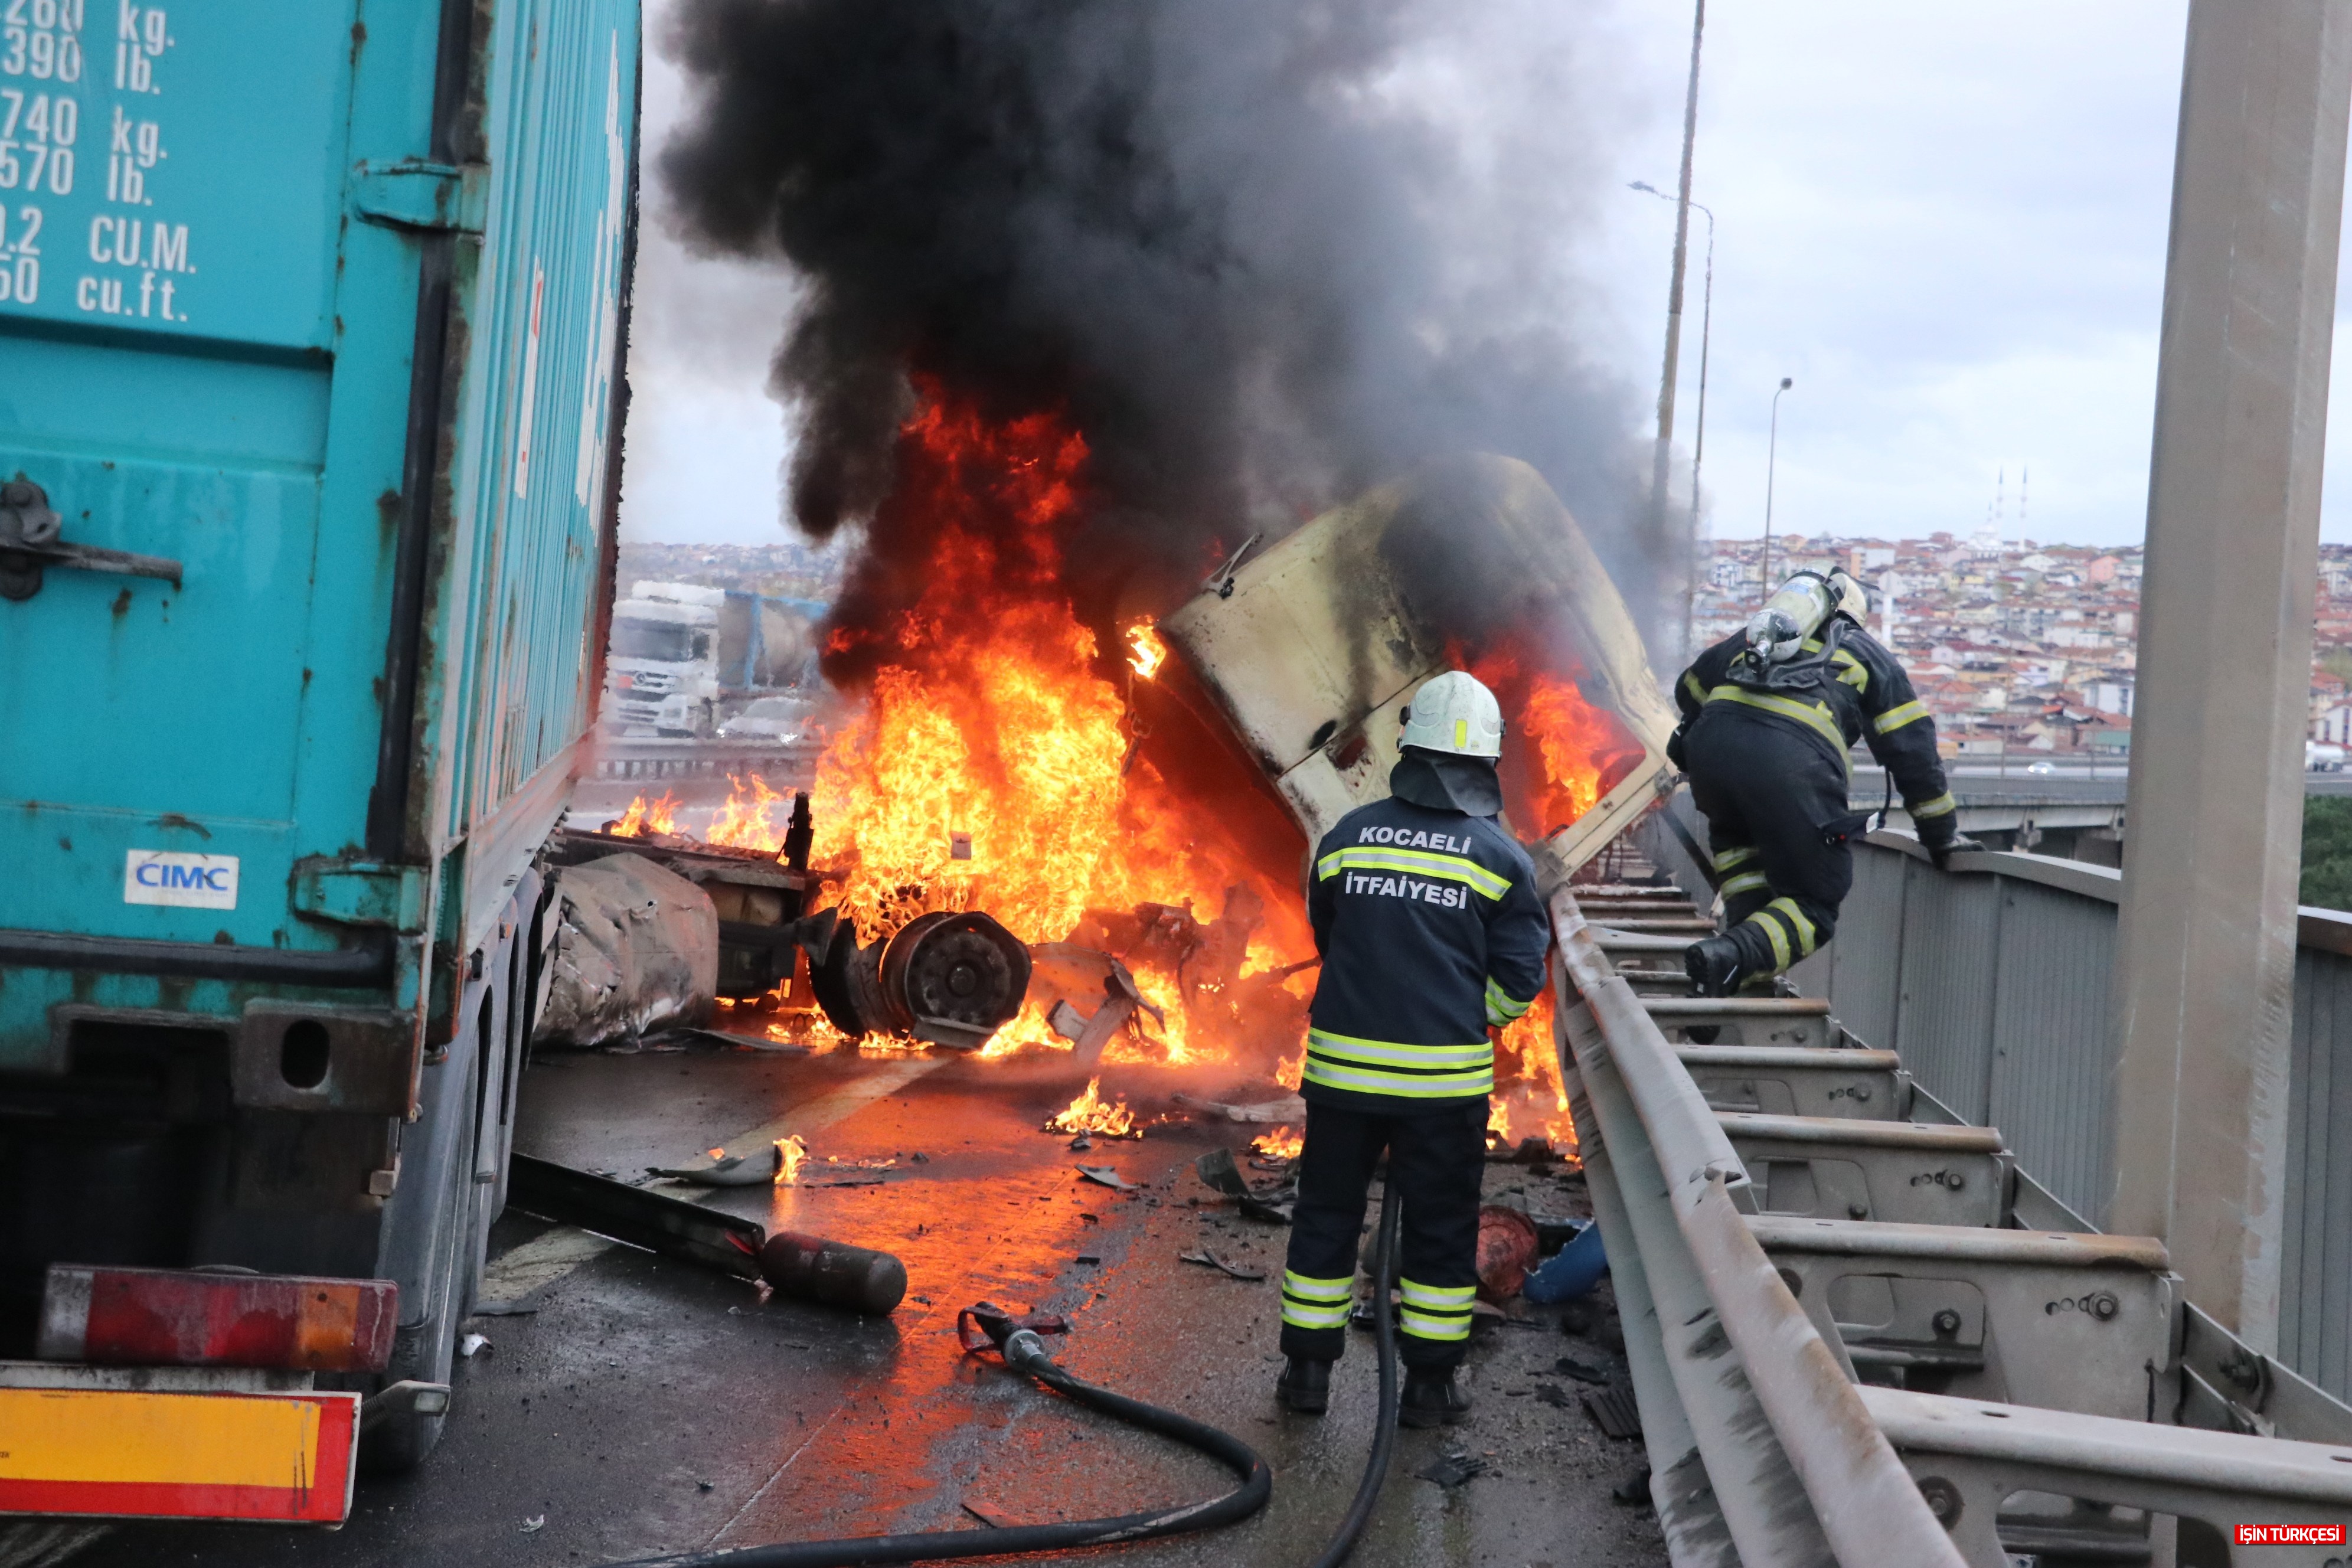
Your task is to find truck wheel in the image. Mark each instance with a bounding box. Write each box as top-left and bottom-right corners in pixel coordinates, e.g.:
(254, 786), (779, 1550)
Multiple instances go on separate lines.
(360, 1128), (480, 1474)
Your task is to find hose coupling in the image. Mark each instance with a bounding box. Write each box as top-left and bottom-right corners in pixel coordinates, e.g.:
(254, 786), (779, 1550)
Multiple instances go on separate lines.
(1002, 1328), (1054, 1373)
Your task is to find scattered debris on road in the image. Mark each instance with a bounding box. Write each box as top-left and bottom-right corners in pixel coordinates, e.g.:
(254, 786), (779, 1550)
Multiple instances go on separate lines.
(1583, 1385), (1644, 1440)
(1192, 1146), (1297, 1223)
(758, 1231), (908, 1316)
(1172, 1092), (1306, 1123)
(1193, 1148), (1250, 1197)
(961, 1496), (1021, 1529)
(509, 1154), (765, 1280)
(1474, 1204), (1541, 1301)
(647, 1144), (782, 1185)
(1178, 1247), (1267, 1282)
(1417, 1451), (1492, 1489)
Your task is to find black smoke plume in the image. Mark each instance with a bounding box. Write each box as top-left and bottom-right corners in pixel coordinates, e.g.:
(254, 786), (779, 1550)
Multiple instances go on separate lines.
(659, 0), (1658, 647)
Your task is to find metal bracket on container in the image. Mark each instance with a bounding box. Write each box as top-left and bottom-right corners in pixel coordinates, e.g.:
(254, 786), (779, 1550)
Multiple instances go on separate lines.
(1202, 531), (1262, 599)
(1, 478), (183, 602)
(293, 858), (430, 935)
(352, 159), (488, 236)
(235, 1001), (422, 1116)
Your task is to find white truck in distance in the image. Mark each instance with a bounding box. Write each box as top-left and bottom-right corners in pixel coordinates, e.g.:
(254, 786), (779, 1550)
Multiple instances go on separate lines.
(605, 582), (823, 737)
(606, 583), (726, 736)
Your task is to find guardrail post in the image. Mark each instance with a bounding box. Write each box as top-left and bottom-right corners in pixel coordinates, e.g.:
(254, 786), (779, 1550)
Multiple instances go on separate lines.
(1564, 1063), (1735, 1564)
(1554, 890), (1969, 1566)
(1561, 1001), (1837, 1566)
(2109, 0), (2352, 1353)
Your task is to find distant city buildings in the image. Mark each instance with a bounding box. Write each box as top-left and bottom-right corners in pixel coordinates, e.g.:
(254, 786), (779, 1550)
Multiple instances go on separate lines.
(1694, 535), (2352, 759)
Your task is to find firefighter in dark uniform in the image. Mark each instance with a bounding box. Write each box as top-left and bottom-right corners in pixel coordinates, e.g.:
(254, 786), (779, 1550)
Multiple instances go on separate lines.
(1674, 570), (1974, 996)
(1275, 671), (1552, 1428)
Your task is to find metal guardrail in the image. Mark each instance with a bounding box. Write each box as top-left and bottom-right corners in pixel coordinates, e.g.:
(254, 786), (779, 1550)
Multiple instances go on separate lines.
(1563, 878), (2352, 1560)
(1551, 890), (1969, 1567)
(1802, 831), (2352, 1408)
(587, 736), (822, 783)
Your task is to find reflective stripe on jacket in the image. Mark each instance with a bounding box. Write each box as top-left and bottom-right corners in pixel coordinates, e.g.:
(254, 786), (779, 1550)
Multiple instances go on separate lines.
(1303, 796), (1550, 1112)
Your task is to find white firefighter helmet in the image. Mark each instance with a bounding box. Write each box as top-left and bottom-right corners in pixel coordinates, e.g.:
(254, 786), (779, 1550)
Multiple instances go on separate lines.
(1399, 670), (1504, 759)
(1825, 568), (1870, 623)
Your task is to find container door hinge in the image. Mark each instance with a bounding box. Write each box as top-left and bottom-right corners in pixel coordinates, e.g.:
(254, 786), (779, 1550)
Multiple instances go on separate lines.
(293, 860), (430, 935)
(352, 160), (488, 236)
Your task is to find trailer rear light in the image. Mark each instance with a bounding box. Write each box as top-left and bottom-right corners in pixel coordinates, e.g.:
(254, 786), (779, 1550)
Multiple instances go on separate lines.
(37, 1265), (397, 1373)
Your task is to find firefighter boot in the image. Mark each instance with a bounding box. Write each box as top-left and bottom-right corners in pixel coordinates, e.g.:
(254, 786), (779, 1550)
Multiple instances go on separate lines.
(1399, 1367), (1472, 1428)
(1684, 934), (1747, 998)
(1276, 1356), (1331, 1415)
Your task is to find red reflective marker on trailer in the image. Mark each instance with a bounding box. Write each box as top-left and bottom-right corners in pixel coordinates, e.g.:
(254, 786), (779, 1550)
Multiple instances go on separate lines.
(37, 1265), (397, 1371)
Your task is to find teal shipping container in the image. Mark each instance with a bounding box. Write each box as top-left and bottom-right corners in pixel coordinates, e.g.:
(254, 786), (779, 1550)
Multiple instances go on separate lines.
(0, 0), (641, 1475)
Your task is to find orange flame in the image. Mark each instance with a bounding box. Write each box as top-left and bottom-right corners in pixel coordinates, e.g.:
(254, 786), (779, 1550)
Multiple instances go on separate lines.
(612, 790), (680, 837)
(707, 773), (792, 852)
(1521, 677), (1616, 827)
(773, 1135), (808, 1185)
(1126, 621), (1168, 679)
(1466, 648), (1648, 841)
(1250, 1125), (1304, 1160)
(780, 384), (1637, 1074)
(799, 388), (1317, 1061)
(1494, 988), (1579, 1157)
(1046, 1077), (1142, 1139)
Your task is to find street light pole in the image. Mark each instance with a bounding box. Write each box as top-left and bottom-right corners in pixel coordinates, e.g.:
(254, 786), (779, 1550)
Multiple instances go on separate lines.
(1631, 182), (1717, 653)
(1644, 0), (1707, 649)
(1762, 376), (1793, 589)
(1690, 198), (1717, 600)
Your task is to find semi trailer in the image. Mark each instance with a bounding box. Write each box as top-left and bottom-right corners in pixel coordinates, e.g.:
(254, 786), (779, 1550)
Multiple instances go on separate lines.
(0, 0), (641, 1528)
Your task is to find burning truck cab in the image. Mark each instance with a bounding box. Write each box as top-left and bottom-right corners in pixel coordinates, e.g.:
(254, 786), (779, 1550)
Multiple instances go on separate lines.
(581, 450), (1681, 1110)
(1161, 453), (1679, 884)
(743, 453), (1678, 1092)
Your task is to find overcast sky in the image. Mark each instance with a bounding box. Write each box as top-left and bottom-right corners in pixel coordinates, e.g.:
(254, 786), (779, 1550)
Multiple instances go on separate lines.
(618, 1), (2352, 553)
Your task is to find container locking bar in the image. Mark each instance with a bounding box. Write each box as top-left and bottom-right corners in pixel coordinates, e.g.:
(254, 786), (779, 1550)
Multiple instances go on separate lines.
(352, 160), (488, 235)
(0, 479), (182, 602)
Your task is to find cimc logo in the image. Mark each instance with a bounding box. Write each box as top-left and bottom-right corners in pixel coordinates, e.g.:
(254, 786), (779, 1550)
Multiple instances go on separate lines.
(122, 851), (240, 912)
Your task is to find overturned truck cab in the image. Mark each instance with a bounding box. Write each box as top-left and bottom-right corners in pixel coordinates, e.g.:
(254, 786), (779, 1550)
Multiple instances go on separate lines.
(1161, 454), (1680, 884)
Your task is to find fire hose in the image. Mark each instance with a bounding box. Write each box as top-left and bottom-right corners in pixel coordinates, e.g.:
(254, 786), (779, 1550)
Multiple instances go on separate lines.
(593, 1185), (1405, 1568)
(1309, 1181), (1402, 1568)
(598, 1312), (1273, 1568)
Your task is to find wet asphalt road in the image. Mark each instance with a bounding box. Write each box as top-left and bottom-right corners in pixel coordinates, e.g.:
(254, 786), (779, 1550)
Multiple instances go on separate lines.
(65, 1037), (1668, 1568)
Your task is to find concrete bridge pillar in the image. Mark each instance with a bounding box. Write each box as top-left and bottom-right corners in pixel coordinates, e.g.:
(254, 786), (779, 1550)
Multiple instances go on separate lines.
(2109, 0), (2352, 1351)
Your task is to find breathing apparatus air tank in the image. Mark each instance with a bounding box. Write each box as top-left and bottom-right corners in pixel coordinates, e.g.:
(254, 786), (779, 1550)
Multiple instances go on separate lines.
(1730, 570), (1869, 693)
